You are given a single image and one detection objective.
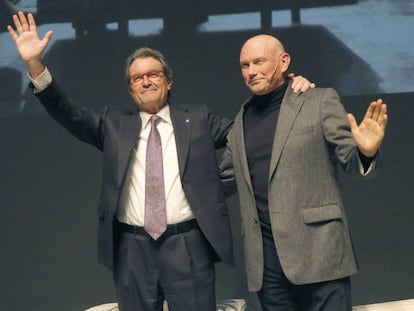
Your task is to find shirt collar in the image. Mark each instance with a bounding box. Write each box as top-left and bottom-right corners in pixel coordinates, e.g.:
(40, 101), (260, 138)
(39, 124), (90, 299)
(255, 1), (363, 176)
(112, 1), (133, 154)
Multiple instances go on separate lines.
(140, 104), (172, 128)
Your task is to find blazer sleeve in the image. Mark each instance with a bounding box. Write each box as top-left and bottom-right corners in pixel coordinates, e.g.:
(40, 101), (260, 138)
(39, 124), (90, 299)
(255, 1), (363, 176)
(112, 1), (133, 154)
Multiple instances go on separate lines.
(220, 148), (237, 196)
(33, 79), (106, 151)
(202, 104), (233, 149)
(319, 88), (379, 176)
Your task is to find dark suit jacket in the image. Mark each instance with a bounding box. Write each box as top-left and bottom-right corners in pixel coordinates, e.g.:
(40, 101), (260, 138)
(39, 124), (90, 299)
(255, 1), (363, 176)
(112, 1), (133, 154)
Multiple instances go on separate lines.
(35, 80), (234, 270)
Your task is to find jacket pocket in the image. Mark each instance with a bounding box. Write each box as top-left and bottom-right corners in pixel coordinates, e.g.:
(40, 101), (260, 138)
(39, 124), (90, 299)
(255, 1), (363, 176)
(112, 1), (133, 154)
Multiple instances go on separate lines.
(288, 125), (313, 136)
(302, 204), (343, 224)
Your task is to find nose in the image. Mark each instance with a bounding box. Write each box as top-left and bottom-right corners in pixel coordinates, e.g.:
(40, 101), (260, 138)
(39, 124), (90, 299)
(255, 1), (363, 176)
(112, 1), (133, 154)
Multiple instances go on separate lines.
(142, 75), (151, 86)
(247, 64), (257, 76)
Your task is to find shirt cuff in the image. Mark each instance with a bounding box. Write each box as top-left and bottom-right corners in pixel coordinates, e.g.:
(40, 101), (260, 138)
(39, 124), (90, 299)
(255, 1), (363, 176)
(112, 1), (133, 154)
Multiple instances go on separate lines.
(358, 154), (377, 176)
(28, 67), (52, 93)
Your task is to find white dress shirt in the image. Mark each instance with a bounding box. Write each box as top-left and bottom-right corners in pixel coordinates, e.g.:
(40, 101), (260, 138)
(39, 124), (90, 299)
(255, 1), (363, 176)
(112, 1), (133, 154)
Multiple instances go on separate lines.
(117, 106), (194, 226)
(30, 67), (194, 226)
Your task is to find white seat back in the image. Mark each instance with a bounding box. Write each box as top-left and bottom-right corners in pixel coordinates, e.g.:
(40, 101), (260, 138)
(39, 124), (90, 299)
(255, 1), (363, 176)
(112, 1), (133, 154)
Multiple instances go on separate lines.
(353, 299), (414, 311)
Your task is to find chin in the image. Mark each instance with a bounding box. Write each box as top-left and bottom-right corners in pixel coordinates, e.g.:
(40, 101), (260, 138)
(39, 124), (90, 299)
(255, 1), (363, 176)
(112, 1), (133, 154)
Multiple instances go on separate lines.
(249, 84), (269, 95)
(251, 88), (269, 96)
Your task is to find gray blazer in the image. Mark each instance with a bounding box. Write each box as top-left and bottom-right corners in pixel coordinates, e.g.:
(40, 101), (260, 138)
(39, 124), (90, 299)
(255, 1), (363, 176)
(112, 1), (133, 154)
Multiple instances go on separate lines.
(220, 82), (378, 291)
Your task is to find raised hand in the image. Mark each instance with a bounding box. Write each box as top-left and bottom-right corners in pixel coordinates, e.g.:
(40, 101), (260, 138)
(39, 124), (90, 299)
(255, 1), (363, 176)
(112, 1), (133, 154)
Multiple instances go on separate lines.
(7, 11), (53, 78)
(347, 99), (388, 157)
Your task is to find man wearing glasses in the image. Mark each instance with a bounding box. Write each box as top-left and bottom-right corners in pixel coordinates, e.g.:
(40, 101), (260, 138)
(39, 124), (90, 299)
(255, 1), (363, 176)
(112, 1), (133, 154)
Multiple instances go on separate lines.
(7, 12), (313, 311)
(7, 11), (232, 311)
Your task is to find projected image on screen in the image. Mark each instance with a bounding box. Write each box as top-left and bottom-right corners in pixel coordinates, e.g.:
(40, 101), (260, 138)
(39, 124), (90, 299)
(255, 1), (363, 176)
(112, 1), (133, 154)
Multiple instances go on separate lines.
(0, 0), (413, 117)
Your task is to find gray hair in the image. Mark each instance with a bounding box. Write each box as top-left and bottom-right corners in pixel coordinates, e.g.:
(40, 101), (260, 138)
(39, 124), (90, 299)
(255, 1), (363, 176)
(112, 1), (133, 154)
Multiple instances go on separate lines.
(125, 47), (173, 84)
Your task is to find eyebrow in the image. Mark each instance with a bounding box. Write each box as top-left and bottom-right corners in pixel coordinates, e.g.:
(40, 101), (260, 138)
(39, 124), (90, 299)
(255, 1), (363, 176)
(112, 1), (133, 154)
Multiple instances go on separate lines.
(240, 57), (268, 66)
(130, 69), (162, 75)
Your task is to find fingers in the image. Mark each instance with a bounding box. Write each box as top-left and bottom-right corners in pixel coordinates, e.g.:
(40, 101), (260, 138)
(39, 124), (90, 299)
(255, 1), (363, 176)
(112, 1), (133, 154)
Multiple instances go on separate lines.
(16, 11), (29, 33)
(378, 101), (388, 130)
(364, 99), (385, 119)
(6, 25), (18, 41)
(296, 81), (316, 93)
(290, 75), (316, 93)
(360, 98), (388, 133)
(381, 111), (389, 131)
(370, 99), (383, 120)
(19, 11), (30, 31)
(7, 11), (47, 47)
(363, 101), (376, 121)
(12, 12), (23, 34)
(8, 11), (35, 35)
(27, 12), (38, 32)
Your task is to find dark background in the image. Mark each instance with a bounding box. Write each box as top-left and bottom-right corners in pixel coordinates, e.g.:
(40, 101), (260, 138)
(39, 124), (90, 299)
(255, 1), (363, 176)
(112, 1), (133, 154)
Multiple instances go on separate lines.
(0, 0), (413, 310)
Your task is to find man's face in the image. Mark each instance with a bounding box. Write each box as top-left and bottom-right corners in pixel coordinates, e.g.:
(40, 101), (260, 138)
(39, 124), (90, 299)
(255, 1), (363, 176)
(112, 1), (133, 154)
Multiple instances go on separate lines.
(128, 57), (172, 114)
(240, 37), (288, 95)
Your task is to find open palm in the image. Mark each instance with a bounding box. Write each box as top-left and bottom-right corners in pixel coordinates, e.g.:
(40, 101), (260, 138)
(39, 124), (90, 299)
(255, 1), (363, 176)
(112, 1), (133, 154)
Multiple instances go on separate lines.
(347, 99), (388, 157)
(7, 12), (52, 64)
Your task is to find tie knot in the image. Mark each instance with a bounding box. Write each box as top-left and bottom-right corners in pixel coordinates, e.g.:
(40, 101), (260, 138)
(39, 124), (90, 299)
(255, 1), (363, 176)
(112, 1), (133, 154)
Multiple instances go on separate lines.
(150, 115), (161, 127)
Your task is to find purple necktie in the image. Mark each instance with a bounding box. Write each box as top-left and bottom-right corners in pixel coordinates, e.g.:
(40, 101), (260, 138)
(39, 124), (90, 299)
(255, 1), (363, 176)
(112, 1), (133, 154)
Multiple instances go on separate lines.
(144, 115), (167, 240)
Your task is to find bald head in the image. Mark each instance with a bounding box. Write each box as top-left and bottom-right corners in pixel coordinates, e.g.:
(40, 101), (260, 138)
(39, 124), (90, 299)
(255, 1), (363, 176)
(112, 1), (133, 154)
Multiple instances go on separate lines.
(241, 34), (285, 57)
(240, 34), (290, 95)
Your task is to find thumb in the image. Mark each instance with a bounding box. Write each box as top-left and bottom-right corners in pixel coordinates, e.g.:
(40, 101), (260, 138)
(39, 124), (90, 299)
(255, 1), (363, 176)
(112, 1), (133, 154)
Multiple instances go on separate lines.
(41, 30), (53, 46)
(347, 113), (357, 131)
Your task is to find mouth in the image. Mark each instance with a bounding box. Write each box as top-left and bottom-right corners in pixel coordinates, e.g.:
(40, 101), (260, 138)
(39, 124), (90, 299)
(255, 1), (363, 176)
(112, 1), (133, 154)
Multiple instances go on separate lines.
(249, 79), (262, 85)
(141, 88), (157, 94)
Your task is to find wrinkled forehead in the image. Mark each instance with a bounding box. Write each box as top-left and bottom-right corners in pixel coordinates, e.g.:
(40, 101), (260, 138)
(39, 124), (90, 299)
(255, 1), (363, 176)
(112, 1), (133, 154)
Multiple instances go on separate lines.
(240, 37), (280, 62)
(129, 57), (163, 74)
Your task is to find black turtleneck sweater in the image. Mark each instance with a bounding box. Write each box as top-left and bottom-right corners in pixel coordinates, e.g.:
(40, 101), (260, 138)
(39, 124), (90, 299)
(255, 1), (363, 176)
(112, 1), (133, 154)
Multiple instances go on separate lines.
(243, 80), (289, 225)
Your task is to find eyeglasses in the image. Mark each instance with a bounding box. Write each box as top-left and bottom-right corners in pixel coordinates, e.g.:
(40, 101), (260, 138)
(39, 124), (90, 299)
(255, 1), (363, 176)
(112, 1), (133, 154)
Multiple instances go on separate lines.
(129, 70), (164, 85)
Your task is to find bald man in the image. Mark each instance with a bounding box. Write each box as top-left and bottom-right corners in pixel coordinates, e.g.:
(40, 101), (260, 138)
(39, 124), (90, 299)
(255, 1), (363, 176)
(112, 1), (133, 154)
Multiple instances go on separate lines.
(220, 34), (388, 310)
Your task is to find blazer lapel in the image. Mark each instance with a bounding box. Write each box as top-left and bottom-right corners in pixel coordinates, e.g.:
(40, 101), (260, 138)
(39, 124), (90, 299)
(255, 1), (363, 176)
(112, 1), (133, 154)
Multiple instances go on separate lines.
(231, 97), (254, 196)
(236, 102), (255, 192)
(268, 86), (305, 182)
(169, 105), (191, 177)
(118, 112), (141, 183)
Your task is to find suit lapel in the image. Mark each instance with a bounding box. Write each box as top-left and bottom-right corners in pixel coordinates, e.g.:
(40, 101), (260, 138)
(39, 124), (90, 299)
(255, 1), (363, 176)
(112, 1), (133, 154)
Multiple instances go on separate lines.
(236, 102), (255, 191)
(268, 87), (305, 182)
(170, 105), (191, 178)
(118, 112), (141, 183)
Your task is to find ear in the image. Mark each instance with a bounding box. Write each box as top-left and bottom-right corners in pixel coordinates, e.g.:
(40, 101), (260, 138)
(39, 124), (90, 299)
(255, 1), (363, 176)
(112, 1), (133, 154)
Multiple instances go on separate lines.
(280, 52), (291, 73)
(167, 79), (173, 90)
